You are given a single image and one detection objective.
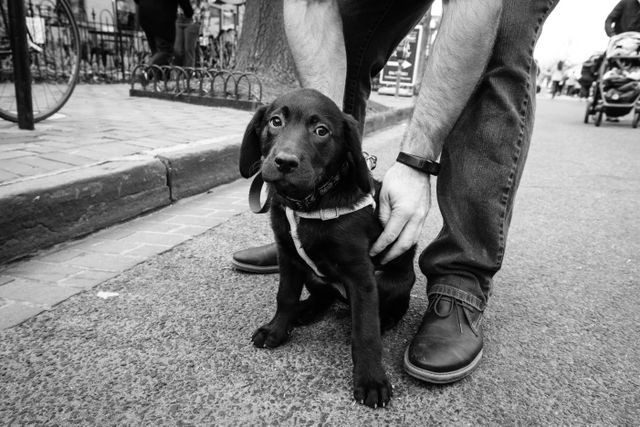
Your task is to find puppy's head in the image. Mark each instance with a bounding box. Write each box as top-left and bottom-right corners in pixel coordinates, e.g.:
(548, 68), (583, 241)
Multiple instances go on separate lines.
(239, 88), (370, 199)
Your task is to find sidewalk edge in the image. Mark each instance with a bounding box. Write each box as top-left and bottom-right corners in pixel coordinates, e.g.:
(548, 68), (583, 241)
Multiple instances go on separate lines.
(0, 105), (413, 265)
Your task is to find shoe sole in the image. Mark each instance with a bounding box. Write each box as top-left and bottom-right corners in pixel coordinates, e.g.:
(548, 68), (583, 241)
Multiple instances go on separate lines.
(231, 259), (279, 274)
(403, 347), (483, 384)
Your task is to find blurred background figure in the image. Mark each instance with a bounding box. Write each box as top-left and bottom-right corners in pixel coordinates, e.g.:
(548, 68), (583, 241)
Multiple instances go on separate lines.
(550, 60), (566, 98)
(134, 0), (194, 66)
(579, 53), (604, 98)
(605, 0), (640, 36)
(174, 1), (201, 68)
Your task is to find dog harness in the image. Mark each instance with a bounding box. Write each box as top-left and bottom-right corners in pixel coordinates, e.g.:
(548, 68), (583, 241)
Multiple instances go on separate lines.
(285, 193), (376, 277)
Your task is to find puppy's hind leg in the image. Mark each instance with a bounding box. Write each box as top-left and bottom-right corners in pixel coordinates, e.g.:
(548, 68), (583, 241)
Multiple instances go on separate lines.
(377, 245), (417, 332)
(294, 274), (336, 326)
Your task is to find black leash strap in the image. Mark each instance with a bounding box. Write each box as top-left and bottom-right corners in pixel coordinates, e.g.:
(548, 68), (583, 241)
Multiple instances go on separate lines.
(248, 174), (270, 214)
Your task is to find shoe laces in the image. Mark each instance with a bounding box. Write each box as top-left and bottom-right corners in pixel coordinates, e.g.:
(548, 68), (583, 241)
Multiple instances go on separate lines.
(429, 294), (463, 334)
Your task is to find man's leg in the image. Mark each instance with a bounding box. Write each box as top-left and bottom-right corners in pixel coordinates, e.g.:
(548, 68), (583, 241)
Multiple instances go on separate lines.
(174, 17), (187, 66)
(150, 36), (174, 66)
(231, 0), (432, 273)
(150, 23), (176, 66)
(184, 21), (201, 68)
(404, 0), (559, 384)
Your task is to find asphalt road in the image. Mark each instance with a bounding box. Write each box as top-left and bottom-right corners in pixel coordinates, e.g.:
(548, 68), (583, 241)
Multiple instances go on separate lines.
(1, 97), (639, 425)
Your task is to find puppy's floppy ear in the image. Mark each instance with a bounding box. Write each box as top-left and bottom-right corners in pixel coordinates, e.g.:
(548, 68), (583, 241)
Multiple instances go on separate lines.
(239, 105), (268, 178)
(343, 113), (371, 193)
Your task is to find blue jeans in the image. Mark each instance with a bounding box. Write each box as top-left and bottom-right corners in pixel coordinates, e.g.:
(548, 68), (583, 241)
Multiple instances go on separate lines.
(339, 0), (559, 312)
(174, 16), (200, 68)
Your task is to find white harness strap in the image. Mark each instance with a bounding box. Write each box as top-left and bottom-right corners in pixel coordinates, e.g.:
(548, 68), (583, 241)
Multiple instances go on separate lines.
(285, 194), (376, 277)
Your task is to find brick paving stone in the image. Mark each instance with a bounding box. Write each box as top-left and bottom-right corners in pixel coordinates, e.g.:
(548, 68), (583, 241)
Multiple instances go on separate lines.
(142, 213), (183, 223)
(1, 160), (42, 176)
(88, 239), (159, 255)
(0, 278), (80, 306)
(79, 143), (145, 158)
(168, 225), (211, 236)
(3, 261), (85, 282)
(162, 215), (227, 228)
(120, 231), (192, 247)
(0, 143), (29, 151)
(0, 150), (34, 160)
(53, 239), (104, 255)
(98, 220), (184, 239)
(0, 302), (46, 329)
(23, 156), (72, 171)
(56, 270), (120, 290)
(3, 156), (69, 177)
(0, 170), (19, 182)
(40, 152), (97, 166)
(34, 140), (78, 150)
(65, 252), (146, 272)
(23, 146), (64, 155)
(122, 244), (173, 258)
(36, 249), (87, 264)
(156, 205), (214, 217)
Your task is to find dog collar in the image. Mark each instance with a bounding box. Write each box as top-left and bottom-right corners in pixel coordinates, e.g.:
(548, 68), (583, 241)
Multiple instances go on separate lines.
(285, 193), (376, 277)
(281, 169), (342, 211)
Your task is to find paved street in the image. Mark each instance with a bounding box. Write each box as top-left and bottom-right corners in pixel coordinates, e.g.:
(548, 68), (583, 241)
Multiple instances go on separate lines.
(0, 96), (639, 424)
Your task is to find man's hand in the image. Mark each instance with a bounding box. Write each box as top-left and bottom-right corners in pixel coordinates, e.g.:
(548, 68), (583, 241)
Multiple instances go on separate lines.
(370, 163), (431, 264)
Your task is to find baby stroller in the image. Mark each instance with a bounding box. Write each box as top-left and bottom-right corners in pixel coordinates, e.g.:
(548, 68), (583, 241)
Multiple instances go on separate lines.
(584, 32), (640, 128)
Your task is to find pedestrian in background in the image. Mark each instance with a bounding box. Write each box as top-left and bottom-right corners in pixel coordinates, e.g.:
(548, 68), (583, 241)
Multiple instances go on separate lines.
(174, 1), (201, 68)
(134, 0), (194, 66)
(605, 0), (640, 36)
(550, 60), (565, 98)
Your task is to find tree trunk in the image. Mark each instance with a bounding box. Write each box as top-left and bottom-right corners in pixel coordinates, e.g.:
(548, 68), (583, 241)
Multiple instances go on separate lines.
(235, 0), (299, 101)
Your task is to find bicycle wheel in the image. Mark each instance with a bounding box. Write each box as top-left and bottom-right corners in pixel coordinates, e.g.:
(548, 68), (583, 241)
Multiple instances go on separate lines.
(0, 0), (80, 122)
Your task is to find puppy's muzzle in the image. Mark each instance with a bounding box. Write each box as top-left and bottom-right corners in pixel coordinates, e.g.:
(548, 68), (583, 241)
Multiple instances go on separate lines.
(274, 153), (300, 174)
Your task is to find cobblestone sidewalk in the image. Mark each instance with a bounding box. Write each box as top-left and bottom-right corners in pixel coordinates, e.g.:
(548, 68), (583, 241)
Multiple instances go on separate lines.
(0, 84), (251, 186)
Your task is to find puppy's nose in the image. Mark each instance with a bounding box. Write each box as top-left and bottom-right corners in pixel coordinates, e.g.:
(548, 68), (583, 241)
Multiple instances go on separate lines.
(274, 153), (299, 173)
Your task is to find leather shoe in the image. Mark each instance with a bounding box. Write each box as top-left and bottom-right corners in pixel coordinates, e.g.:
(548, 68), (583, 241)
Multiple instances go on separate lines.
(404, 294), (483, 384)
(231, 242), (279, 274)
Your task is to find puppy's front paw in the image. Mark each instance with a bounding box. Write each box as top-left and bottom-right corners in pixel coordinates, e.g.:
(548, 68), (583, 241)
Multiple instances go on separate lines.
(353, 369), (392, 409)
(251, 321), (290, 349)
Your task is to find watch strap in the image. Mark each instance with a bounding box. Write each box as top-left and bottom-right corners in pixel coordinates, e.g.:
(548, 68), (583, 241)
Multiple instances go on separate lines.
(396, 152), (440, 176)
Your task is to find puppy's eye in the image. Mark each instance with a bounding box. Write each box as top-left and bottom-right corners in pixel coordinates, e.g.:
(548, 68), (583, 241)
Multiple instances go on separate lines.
(314, 126), (330, 137)
(269, 117), (283, 128)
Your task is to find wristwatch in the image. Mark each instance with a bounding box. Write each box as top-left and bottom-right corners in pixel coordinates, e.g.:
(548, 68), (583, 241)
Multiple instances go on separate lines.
(396, 152), (440, 176)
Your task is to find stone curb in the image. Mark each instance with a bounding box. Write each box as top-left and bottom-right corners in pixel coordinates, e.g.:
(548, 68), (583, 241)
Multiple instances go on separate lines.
(0, 159), (171, 264)
(0, 106), (413, 265)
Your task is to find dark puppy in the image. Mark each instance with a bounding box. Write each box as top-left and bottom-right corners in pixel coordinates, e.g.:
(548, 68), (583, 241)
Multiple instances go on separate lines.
(239, 88), (416, 408)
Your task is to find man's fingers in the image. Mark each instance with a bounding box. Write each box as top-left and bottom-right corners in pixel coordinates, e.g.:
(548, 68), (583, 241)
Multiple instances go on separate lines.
(380, 215), (424, 264)
(377, 191), (391, 226)
(369, 207), (411, 256)
(370, 212), (408, 257)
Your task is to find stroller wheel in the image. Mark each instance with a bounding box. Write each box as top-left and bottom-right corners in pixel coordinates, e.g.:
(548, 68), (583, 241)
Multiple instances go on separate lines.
(633, 110), (639, 129)
(595, 110), (603, 127)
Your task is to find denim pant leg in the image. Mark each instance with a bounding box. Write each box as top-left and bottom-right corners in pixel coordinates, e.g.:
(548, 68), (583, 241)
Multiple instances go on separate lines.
(339, 0), (433, 131)
(184, 22), (201, 68)
(418, 0), (559, 311)
(174, 18), (188, 66)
